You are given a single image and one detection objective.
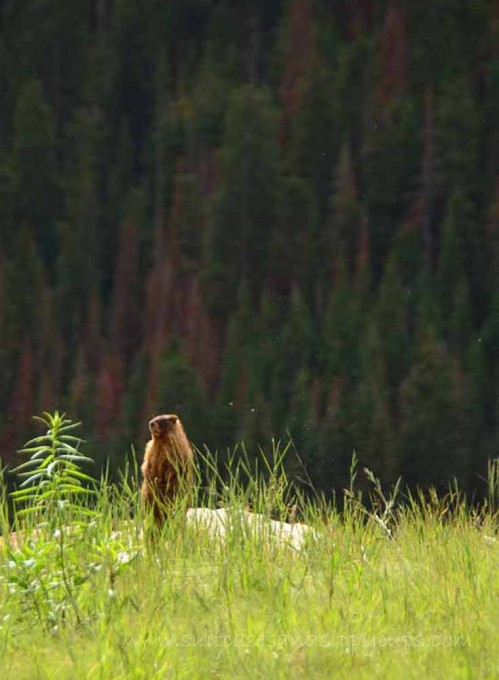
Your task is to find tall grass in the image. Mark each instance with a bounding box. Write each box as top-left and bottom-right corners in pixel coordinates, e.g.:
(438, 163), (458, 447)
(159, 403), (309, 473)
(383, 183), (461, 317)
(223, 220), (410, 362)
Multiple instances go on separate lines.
(0, 415), (498, 679)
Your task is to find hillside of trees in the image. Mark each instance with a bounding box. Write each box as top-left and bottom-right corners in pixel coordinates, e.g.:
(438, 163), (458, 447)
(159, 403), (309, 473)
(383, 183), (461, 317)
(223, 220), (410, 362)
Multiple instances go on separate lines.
(1, 0), (498, 496)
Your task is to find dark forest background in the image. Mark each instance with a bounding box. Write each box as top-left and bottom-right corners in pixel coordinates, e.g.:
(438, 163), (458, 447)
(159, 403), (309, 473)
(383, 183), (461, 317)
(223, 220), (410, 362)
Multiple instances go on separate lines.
(1, 0), (498, 497)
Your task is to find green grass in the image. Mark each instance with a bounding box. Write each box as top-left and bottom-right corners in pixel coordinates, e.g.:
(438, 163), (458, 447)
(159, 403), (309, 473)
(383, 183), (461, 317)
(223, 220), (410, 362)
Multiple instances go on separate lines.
(0, 434), (498, 679)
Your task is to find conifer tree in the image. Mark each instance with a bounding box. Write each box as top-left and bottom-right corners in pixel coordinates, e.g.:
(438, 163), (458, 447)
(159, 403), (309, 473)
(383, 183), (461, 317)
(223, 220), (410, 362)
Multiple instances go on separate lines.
(153, 340), (208, 449)
(371, 247), (412, 398)
(117, 351), (149, 453)
(267, 175), (317, 295)
(377, 2), (408, 107)
(437, 188), (485, 325)
(204, 85), (279, 315)
(323, 142), (363, 287)
(269, 288), (314, 432)
(321, 258), (362, 385)
(109, 218), (139, 362)
(400, 335), (467, 490)
(435, 76), (480, 197)
(481, 291), (499, 435)
(170, 168), (204, 274)
(57, 106), (103, 344)
(2, 229), (43, 377)
(286, 66), (338, 218)
(213, 282), (256, 448)
(354, 319), (398, 484)
(279, 0), (317, 144)
(10, 79), (60, 265)
(363, 95), (420, 276)
(287, 366), (320, 478)
(318, 375), (356, 495)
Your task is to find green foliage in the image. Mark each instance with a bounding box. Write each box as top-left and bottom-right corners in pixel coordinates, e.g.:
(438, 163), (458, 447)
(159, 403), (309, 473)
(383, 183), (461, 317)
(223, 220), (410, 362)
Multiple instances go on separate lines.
(3, 411), (139, 631)
(6, 412), (97, 629)
(10, 411), (96, 522)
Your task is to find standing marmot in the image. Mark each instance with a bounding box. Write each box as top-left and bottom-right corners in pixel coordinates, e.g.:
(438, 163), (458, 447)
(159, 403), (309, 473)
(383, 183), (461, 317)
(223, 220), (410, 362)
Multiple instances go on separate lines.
(140, 414), (194, 527)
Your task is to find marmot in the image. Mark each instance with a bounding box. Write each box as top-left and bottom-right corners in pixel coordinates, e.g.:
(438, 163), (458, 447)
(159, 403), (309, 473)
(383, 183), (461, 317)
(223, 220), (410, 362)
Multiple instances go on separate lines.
(140, 414), (194, 527)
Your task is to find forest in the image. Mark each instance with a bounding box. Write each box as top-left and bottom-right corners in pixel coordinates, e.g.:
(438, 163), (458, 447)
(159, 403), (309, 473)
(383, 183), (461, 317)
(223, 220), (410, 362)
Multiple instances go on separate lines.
(0, 0), (498, 497)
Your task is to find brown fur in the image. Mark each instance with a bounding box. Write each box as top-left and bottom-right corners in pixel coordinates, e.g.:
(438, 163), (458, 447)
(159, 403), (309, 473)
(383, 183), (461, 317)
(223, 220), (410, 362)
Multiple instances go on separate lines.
(140, 414), (194, 527)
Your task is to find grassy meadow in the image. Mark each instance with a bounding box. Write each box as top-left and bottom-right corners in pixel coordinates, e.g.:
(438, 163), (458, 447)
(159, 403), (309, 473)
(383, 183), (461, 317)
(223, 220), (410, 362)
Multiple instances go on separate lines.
(0, 416), (498, 679)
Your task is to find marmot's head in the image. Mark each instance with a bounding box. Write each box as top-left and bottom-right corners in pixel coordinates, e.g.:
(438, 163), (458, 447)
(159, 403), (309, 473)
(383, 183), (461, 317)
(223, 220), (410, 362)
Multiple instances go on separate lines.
(149, 414), (179, 439)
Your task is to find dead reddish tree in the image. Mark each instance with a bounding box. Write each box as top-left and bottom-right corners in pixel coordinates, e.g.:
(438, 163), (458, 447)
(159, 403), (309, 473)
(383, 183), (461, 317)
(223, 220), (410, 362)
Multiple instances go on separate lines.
(1, 339), (35, 462)
(110, 218), (139, 362)
(377, 2), (408, 109)
(279, 0), (317, 144)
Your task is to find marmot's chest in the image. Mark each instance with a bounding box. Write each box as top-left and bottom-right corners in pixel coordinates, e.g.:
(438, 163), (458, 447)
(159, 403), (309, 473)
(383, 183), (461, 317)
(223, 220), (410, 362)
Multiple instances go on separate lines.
(152, 440), (177, 468)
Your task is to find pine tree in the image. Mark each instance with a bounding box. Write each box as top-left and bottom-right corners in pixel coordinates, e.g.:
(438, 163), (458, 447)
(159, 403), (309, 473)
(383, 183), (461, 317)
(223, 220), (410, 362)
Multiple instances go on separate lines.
(335, 35), (373, 156)
(95, 351), (124, 441)
(170, 166), (204, 273)
(371, 247), (413, 398)
(286, 66), (339, 218)
(406, 0), (488, 89)
(57, 106), (103, 344)
(267, 175), (317, 295)
(269, 288), (314, 433)
(1, 338), (35, 463)
(103, 122), (134, 279)
(481, 291), (499, 436)
(323, 142), (363, 281)
(462, 335), (489, 493)
(109, 218), (139, 362)
(203, 85), (279, 315)
(1, 229), (43, 380)
(279, 0), (317, 144)
(437, 188), (486, 325)
(400, 335), (468, 490)
(37, 282), (63, 414)
(354, 319), (398, 485)
(212, 283), (256, 447)
(321, 258), (362, 385)
(10, 78), (60, 266)
(153, 340), (208, 449)
(318, 374), (356, 496)
(192, 59), (232, 149)
(287, 366), (320, 479)
(117, 350), (149, 453)
(363, 95), (420, 277)
(436, 76), (481, 197)
(377, 2), (408, 107)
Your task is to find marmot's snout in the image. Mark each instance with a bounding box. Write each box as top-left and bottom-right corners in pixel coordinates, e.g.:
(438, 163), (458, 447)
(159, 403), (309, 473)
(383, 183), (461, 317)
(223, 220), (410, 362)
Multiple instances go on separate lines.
(149, 414), (179, 436)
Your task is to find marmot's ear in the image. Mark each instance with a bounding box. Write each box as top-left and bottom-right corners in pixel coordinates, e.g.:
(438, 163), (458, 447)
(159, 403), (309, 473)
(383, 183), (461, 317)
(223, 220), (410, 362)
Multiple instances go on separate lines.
(171, 415), (179, 424)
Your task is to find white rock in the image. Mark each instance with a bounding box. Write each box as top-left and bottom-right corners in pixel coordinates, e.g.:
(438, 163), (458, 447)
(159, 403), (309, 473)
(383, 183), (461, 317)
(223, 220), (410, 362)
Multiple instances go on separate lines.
(185, 507), (317, 551)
